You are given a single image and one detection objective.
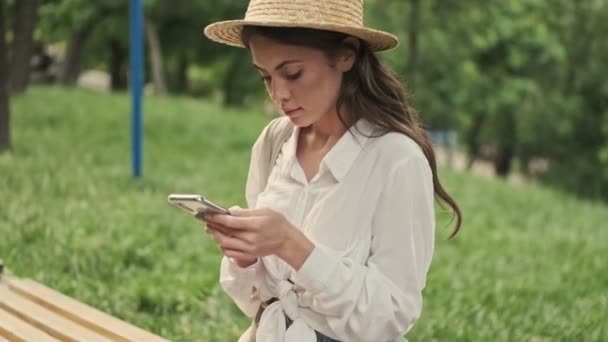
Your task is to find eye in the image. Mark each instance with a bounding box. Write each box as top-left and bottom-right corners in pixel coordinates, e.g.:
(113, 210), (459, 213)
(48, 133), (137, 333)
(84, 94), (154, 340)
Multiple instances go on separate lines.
(285, 71), (302, 81)
(260, 75), (271, 83)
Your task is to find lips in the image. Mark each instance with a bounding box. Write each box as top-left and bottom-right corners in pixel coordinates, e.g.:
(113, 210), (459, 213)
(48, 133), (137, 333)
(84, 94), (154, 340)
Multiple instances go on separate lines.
(283, 107), (301, 116)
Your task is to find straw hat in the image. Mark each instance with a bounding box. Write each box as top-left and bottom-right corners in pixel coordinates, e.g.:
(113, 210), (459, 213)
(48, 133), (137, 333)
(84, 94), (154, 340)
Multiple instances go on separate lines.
(204, 0), (399, 52)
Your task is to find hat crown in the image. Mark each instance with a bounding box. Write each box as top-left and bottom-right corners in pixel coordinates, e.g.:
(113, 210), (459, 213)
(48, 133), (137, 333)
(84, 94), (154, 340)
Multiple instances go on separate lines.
(245, 0), (364, 28)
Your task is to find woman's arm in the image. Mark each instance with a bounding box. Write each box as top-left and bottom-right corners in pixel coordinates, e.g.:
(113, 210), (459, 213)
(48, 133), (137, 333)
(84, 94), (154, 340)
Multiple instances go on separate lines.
(219, 256), (261, 317)
(217, 123), (271, 317)
(290, 156), (436, 341)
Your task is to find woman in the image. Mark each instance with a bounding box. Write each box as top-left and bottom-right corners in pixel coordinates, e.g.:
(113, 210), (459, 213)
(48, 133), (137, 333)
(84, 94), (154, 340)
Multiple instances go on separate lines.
(200, 0), (462, 341)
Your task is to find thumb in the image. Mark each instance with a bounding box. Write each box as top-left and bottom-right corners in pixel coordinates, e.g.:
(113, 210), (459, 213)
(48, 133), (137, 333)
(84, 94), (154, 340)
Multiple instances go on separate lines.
(228, 205), (243, 216)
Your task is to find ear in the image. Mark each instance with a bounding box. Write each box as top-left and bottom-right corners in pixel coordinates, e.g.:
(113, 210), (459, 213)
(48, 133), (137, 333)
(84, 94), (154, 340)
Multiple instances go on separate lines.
(337, 37), (360, 72)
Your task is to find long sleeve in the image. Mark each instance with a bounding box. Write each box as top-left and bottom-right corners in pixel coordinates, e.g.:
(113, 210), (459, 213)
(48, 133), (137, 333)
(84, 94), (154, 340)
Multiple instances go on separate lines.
(219, 256), (261, 317)
(218, 124), (271, 317)
(291, 156), (436, 341)
(245, 122), (271, 210)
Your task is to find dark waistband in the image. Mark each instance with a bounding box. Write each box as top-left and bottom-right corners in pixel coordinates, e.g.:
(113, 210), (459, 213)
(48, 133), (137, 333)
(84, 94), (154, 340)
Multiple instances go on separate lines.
(254, 297), (279, 326)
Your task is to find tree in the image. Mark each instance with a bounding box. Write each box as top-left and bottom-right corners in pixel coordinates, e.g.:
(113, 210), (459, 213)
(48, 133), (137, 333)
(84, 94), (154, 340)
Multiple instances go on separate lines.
(407, 0), (420, 90)
(9, 0), (38, 93)
(38, 1), (125, 85)
(0, 0), (11, 151)
(59, 18), (96, 85)
(412, 0), (562, 177)
(149, 0), (251, 100)
(107, 36), (127, 90)
(517, 0), (608, 199)
(145, 16), (167, 95)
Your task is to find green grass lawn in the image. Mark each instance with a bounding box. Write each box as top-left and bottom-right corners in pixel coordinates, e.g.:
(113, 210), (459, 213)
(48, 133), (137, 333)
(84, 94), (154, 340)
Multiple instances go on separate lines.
(1, 87), (607, 341)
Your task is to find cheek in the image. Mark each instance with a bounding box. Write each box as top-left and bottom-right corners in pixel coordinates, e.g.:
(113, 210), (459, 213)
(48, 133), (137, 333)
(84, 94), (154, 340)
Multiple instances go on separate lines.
(296, 70), (341, 110)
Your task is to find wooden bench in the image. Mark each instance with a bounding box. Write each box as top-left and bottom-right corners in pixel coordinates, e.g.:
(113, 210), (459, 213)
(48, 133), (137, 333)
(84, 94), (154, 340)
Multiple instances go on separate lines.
(0, 261), (171, 342)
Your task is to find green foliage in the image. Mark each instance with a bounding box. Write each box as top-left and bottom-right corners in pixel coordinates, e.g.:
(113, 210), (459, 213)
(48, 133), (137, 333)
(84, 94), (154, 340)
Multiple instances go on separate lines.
(37, 0), (126, 41)
(366, 0), (608, 198)
(512, 0), (608, 198)
(36, 0), (256, 96)
(31, 0), (608, 175)
(1, 88), (607, 341)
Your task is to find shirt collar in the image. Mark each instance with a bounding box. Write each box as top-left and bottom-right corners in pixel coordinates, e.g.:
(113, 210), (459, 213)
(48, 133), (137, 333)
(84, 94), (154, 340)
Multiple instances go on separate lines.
(285, 118), (377, 183)
(323, 118), (376, 181)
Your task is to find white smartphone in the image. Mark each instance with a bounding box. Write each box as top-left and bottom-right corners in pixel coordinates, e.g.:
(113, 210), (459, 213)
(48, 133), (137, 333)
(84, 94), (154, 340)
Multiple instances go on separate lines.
(167, 194), (230, 216)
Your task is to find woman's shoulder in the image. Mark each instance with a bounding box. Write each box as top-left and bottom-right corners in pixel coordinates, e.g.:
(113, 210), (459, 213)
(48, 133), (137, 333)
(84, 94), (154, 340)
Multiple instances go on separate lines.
(263, 116), (292, 140)
(366, 129), (427, 166)
(253, 116), (292, 148)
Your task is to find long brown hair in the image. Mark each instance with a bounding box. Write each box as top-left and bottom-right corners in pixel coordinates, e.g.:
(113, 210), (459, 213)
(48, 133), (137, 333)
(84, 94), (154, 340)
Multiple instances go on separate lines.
(242, 26), (461, 238)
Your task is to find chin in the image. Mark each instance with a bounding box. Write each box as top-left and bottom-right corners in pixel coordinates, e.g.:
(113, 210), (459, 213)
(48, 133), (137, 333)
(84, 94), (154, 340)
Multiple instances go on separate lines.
(284, 112), (313, 128)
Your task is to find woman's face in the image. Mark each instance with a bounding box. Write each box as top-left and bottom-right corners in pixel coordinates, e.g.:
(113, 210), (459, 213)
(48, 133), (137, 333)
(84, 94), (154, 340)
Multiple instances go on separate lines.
(248, 34), (354, 127)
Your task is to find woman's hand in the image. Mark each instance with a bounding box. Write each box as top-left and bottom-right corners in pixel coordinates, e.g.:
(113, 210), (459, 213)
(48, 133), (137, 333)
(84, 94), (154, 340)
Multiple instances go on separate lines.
(198, 206), (258, 268)
(200, 207), (314, 270)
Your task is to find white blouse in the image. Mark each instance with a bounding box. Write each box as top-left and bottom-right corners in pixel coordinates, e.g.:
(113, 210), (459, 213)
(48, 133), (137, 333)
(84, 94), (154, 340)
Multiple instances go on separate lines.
(219, 118), (435, 342)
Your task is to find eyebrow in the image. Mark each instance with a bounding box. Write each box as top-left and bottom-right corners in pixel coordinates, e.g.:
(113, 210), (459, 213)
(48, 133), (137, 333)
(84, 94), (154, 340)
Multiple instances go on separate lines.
(253, 59), (301, 72)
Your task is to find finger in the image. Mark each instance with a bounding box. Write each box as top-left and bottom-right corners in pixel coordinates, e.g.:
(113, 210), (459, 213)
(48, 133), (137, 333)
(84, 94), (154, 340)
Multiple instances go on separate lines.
(214, 231), (254, 254)
(207, 223), (238, 237)
(207, 231), (221, 249)
(212, 226), (248, 242)
(228, 207), (269, 217)
(206, 214), (261, 231)
(208, 229), (236, 252)
(206, 225), (231, 237)
(201, 213), (219, 224)
(222, 249), (256, 260)
(206, 222), (223, 230)
(199, 213), (214, 223)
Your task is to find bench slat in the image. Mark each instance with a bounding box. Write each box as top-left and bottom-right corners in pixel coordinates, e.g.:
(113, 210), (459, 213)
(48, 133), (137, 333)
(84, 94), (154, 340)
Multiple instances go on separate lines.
(0, 308), (60, 342)
(5, 277), (170, 342)
(0, 285), (113, 342)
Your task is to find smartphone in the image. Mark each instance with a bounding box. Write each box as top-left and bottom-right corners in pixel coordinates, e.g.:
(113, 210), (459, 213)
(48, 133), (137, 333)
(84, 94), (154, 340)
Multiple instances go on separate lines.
(167, 194), (230, 216)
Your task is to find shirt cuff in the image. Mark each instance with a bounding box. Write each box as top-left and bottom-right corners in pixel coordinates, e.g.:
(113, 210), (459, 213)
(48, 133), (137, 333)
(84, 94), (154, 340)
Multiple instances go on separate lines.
(222, 257), (259, 278)
(291, 245), (337, 294)
(228, 257), (259, 269)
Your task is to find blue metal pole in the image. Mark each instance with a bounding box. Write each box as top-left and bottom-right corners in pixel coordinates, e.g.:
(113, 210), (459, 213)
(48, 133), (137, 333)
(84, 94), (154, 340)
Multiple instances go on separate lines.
(130, 0), (143, 178)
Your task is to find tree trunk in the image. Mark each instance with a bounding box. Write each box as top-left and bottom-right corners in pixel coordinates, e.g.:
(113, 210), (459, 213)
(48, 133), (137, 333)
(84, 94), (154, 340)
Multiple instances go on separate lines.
(144, 17), (167, 95)
(407, 0), (420, 89)
(465, 112), (485, 170)
(222, 53), (247, 107)
(9, 0), (38, 93)
(108, 37), (127, 90)
(0, 0), (11, 151)
(175, 54), (189, 93)
(493, 111), (516, 177)
(59, 21), (96, 85)
(58, 7), (116, 85)
(494, 144), (514, 177)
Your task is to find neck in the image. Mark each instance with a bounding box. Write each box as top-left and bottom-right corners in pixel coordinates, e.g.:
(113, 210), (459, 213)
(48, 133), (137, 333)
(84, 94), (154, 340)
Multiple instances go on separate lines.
(304, 108), (352, 142)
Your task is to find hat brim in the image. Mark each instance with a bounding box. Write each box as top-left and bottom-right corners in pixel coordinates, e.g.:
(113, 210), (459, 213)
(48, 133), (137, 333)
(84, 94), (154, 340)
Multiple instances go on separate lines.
(204, 20), (399, 52)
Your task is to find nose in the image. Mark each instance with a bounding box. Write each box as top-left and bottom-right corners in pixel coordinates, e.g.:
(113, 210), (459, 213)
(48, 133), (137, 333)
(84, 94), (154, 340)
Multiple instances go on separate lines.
(269, 78), (291, 104)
